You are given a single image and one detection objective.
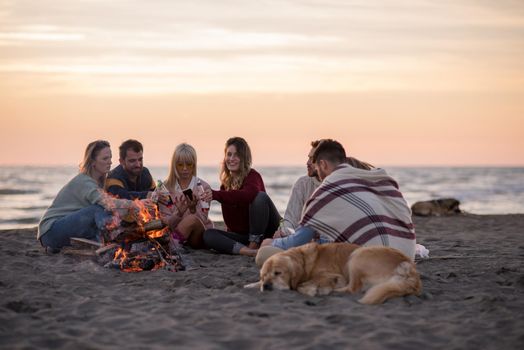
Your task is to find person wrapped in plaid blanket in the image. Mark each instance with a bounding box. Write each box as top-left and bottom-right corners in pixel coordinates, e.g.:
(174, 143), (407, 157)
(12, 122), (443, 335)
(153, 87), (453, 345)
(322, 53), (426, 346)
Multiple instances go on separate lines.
(262, 139), (416, 260)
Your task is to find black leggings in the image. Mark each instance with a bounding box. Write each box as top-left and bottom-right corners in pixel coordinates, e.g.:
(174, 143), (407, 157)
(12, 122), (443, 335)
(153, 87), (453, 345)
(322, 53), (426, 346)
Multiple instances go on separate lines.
(203, 192), (281, 254)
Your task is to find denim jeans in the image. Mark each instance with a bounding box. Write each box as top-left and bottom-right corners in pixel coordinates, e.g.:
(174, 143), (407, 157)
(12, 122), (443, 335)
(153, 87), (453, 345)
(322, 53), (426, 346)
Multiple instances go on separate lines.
(271, 226), (330, 250)
(40, 204), (112, 250)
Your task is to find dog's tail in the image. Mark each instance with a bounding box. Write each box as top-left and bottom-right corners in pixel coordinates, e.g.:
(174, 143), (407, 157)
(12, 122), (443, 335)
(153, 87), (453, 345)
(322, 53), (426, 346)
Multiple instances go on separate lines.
(359, 261), (421, 305)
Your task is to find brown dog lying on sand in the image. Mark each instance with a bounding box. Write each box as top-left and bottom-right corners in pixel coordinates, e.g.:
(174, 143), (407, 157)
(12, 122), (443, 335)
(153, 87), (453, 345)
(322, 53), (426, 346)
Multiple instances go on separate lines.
(411, 198), (462, 216)
(245, 242), (422, 304)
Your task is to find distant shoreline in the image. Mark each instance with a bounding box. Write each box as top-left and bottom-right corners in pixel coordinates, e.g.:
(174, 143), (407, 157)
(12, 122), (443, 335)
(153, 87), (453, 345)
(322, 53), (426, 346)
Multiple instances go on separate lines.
(2, 213), (524, 234)
(1, 164), (524, 168)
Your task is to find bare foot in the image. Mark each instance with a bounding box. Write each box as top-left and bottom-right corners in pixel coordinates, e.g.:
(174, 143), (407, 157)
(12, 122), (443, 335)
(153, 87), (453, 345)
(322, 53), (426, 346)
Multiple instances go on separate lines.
(239, 247), (258, 257)
(261, 238), (273, 247)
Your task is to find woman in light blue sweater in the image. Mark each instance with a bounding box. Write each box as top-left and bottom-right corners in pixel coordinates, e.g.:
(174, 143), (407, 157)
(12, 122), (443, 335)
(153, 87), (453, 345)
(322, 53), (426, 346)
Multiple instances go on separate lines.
(38, 140), (140, 252)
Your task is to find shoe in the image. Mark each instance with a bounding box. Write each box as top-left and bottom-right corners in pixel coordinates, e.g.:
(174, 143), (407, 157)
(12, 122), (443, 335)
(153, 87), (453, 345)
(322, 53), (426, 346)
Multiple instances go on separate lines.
(45, 247), (61, 254)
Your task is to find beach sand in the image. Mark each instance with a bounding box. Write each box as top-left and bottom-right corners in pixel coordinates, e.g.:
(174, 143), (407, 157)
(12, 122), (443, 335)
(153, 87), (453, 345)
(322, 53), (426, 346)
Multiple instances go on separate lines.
(0, 214), (523, 349)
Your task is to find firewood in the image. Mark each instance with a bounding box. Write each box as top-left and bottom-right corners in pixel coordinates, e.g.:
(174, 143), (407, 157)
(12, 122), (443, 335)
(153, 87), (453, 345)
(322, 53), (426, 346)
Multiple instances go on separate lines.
(109, 224), (168, 243)
(109, 225), (144, 242)
(96, 218), (181, 272)
(95, 243), (119, 255)
(143, 219), (165, 232)
(70, 237), (103, 248)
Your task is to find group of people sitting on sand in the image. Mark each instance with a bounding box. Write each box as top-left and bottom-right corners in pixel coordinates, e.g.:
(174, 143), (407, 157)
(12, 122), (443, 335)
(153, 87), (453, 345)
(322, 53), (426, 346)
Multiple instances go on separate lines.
(37, 137), (416, 264)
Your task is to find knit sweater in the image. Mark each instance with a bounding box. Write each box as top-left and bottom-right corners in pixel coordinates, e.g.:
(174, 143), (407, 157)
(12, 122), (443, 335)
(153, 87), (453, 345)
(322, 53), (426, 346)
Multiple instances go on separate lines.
(38, 173), (103, 239)
(212, 169), (266, 234)
(280, 175), (321, 236)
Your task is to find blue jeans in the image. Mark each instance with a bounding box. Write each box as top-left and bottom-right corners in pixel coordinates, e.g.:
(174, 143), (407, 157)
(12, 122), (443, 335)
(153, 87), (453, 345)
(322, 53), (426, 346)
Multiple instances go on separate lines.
(40, 204), (112, 250)
(271, 226), (330, 250)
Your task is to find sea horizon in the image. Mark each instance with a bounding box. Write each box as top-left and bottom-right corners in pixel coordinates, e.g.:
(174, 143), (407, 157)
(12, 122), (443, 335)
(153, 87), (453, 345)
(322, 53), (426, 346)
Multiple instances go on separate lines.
(1, 165), (523, 230)
(2, 163), (524, 168)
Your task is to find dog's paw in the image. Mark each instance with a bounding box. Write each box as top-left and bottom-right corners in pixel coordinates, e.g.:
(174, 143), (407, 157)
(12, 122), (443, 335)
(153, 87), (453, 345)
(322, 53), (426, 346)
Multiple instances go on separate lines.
(334, 286), (351, 293)
(244, 281), (261, 289)
(297, 283), (318, 296)
(317, 286), (335, 295)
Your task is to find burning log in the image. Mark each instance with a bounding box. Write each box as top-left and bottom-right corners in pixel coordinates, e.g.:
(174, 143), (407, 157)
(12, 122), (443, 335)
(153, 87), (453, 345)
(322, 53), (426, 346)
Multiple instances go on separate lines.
(107, 219), (167, 243)
(143, 219), (165, 232)
(98, 215), (184, 272)
(99, 240), (184, 272)
(96, 197), (184, 272)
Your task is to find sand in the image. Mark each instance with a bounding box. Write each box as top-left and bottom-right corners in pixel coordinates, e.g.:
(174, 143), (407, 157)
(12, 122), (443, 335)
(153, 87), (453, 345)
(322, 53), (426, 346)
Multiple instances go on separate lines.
(0, 214), (523, 349)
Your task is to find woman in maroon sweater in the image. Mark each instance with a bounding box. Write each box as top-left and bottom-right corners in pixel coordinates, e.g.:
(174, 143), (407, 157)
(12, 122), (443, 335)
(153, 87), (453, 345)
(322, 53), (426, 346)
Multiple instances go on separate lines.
(202, 137), (281, 256)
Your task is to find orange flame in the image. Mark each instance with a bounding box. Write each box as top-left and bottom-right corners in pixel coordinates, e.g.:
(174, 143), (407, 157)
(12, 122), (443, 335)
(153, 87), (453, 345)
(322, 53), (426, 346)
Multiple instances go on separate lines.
(148, 227), (169, 239)
(113, 245), (167, 272)
(109, 198), (170, 272)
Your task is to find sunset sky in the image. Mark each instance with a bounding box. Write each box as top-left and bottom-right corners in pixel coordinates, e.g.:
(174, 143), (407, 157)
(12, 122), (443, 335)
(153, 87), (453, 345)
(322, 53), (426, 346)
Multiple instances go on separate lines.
(1, 0), (523, 166)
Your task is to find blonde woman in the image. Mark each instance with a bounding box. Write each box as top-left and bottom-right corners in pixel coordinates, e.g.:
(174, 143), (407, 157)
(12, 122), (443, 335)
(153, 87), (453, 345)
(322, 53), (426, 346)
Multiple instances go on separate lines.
(38, 140), (140, 252)
(159, 143), (213, 248)
(202, 137), (281, 256)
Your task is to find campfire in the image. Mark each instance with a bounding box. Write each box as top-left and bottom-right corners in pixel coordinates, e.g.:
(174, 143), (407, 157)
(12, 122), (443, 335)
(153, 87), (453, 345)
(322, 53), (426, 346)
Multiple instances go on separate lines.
(95, 199), (184, 272)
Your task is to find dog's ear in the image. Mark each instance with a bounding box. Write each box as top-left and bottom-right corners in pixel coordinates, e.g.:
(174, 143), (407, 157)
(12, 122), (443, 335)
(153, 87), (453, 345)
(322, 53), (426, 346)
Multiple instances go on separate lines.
(300, 242), (319, 275)
(284, 255), (305, 290)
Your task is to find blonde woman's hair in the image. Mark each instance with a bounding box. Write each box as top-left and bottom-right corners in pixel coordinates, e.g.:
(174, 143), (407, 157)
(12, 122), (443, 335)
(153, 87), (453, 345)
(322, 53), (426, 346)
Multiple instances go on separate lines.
(220, 137), (252, 190)
(79, 140), (111, 186)
(165, 143), (198, 190)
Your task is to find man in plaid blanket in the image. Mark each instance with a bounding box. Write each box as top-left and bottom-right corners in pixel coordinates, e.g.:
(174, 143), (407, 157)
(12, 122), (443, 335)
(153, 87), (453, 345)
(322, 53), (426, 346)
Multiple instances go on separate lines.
(262, 139), (416, 260)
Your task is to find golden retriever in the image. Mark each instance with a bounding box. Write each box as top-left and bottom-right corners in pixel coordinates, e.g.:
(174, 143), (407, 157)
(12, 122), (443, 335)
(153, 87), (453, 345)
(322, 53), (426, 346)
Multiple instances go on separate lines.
(245, 242), (422, 304)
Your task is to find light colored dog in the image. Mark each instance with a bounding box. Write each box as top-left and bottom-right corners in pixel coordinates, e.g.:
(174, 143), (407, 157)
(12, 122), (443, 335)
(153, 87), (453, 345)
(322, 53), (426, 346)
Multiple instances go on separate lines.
(245, 242), (422, 304)
(247, 242), (360, 296)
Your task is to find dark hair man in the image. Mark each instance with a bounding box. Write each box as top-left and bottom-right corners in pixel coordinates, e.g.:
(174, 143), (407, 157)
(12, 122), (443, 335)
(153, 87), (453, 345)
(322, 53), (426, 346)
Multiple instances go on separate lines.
(261, 139), (416, 261)
(105, 139), (155, 199)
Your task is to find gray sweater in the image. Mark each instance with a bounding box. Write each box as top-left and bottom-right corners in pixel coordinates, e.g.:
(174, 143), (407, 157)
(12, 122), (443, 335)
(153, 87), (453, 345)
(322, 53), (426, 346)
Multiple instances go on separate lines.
(37, 173), (103, 240)
(279, 175), (321, 236)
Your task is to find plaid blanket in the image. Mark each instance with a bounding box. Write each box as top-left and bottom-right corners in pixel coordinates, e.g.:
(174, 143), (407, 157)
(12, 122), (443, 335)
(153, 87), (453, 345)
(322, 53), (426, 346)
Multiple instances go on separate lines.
(300, 164), (416, 260)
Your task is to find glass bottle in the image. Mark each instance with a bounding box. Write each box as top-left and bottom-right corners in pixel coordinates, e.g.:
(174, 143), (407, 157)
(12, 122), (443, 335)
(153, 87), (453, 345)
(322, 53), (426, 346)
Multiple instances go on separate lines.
(196, 179), (210, 213)
(157, 180), (174, 207)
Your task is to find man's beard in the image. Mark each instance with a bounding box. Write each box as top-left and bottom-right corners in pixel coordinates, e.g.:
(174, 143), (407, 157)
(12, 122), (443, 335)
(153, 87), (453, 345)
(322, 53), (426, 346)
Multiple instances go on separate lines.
(308, 169), (318, 178)
(128, 167), (142, 176)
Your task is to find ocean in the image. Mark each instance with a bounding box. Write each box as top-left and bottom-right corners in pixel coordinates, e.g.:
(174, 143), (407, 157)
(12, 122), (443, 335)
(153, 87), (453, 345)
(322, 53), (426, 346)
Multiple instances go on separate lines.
(0, 166), (523, 230)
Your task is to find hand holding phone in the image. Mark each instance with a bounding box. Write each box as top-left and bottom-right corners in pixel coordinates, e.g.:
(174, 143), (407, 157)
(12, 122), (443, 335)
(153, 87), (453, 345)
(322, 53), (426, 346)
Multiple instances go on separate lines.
(182, 188), (198, 214)
(182, 188), (193, 200)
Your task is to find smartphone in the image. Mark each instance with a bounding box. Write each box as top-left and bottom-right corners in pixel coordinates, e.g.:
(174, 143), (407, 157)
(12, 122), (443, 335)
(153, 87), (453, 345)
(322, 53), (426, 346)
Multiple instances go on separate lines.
(182, 188), (193, 200)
